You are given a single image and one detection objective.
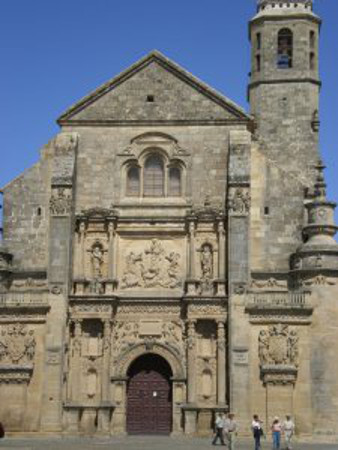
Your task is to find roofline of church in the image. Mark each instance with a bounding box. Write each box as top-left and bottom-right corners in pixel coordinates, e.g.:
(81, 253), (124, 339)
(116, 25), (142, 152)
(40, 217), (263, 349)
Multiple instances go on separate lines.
(57, 50), (252, 125)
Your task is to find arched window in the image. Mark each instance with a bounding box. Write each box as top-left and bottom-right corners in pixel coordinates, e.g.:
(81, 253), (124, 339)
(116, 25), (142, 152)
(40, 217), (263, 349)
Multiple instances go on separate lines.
(277, 28), (293, 69)
(126, 166), (140, 197)
(168, 167), (181, 197)
(144, 154), (164, 197)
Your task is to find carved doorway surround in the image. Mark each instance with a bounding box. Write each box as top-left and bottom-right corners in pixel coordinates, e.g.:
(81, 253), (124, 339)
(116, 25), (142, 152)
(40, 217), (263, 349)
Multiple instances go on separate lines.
(126, 353), (173, 435)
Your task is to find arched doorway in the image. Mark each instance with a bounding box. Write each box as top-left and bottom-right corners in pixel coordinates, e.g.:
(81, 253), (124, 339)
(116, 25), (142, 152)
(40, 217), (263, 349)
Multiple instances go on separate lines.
(126, 353), (173, 435)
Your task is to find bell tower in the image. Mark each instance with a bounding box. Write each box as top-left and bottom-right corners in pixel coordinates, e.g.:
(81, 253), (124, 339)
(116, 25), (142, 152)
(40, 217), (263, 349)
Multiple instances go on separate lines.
(249, 0), (321, 182)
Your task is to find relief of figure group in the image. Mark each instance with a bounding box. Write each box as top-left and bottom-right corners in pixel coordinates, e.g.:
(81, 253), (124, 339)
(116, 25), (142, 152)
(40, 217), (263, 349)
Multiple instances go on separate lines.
(121, 239), (182, 289)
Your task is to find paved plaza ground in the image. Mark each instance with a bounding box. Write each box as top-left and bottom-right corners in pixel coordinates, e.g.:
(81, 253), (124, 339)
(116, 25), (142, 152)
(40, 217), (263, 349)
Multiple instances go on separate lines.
(0, 436), (337, 450)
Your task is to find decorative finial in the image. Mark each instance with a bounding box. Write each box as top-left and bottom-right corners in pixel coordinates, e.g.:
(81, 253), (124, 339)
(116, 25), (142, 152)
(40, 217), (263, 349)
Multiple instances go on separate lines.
(313, 158), (327, 201)
(257, 0), (313, 12)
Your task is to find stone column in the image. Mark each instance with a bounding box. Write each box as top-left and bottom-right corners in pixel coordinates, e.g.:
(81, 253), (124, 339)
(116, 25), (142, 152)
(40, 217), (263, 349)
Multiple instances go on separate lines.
(188, 221), (196, 279)
(72, 319), (83, 402)
(107, 221), (116, 279)
(187, 320), (197, 403)
(41, 134), (78, 432)
(185, 320), (198, 438)
(101, 320), (111, 402)
(227, 130), (251, 426)
(79, 221), (86, 279)
(217, 320), (226, 405)
(218, 221), (226, 278)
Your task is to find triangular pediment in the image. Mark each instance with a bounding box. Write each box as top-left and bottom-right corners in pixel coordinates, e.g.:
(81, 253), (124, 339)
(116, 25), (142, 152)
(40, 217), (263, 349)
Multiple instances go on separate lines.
(57, 51), (250, 125)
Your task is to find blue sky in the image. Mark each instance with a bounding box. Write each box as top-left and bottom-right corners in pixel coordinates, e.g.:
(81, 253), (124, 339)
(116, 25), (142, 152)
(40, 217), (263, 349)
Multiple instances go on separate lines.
(1, 0), (337, 220)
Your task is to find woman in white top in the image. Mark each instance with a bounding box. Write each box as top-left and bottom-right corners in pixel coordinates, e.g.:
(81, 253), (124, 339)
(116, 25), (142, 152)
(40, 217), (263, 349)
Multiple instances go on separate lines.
(251, 414), (263, 450)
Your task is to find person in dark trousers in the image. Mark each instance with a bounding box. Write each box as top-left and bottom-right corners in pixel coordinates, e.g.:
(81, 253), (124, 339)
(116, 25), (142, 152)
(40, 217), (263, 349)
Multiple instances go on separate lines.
(252, 414), (264, 450)
(0, 422), (5, 439)
(212, 412), (226, 445)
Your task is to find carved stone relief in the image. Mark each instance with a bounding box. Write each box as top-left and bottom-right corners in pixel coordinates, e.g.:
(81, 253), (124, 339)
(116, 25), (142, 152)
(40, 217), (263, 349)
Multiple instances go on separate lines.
(54, 133), (78, 156)
(120, 239), (182, 289)
(199, 244), (213, 293)
(251, 278), (287, 290)
(11, 278), (48, 290)
(258, 325), (298, 367)
(228, 187), (251, 215)
(117, 304), (180, 315)
(112, 320), (185, 360)
(91, 243), (104, 279)
(50, 187), (72, 216)
(0, 324), (36, 365)
(301, 275), (336, 287)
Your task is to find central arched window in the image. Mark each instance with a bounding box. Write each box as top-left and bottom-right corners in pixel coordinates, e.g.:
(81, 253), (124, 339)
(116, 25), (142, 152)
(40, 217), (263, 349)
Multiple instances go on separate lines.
(144, 154), (164, 197)
(277, 28), (293, 69)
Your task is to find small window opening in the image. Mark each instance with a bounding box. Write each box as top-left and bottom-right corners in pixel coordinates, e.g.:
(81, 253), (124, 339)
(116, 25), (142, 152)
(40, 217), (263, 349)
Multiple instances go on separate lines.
(256, 55), (261, 72)
(168, 167), (182, 197)
(126, 166), (140, 197)
(37, 207), (42, 217)
(256, 33), (261, 50)
(309, 52), (315, 70)
(277, 28), (293, 69)
(264, 206), (270, 216)
(147, 95), (154, 103)
(310, 31), (315, 49)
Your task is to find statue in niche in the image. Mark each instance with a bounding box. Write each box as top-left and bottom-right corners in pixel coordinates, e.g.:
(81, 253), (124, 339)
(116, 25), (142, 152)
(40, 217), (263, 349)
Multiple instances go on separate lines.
(200, 244), (213, 293)
(91, 243), (104, 279)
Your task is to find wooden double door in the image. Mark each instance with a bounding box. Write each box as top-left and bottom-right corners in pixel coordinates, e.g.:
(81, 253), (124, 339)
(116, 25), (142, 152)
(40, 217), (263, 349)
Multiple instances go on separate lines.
(127, 353), (172, 435)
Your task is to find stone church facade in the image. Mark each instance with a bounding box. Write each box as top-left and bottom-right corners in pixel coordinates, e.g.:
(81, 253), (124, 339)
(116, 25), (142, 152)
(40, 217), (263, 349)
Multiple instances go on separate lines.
(1, 0), (338, 440)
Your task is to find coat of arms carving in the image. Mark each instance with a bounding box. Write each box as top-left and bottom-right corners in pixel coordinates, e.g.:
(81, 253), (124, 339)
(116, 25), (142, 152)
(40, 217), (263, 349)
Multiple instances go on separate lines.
(0, 324), (36, 366)
(258, 325), (298, 367)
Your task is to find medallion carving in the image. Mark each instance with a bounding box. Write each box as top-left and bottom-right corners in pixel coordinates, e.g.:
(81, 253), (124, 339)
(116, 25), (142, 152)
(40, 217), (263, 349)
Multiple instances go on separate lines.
(50, 187), (72, 216)
(121, 239), (182, 289)
(228, 187), (250, 215)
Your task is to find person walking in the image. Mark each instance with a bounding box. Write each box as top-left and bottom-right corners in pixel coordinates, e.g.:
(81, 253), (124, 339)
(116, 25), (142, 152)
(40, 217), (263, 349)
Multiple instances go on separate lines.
(271, 417), (282, 449)
(252, 414), (264, 450)
(283, 415), (295, 450)
(0, 421), (5, 439)
(224, 412), (238, 450)
(212, 412), (226, 446)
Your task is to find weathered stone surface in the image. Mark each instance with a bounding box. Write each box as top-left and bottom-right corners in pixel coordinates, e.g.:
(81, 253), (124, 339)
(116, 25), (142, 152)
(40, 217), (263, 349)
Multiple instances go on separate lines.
(0, 0), (337, 441)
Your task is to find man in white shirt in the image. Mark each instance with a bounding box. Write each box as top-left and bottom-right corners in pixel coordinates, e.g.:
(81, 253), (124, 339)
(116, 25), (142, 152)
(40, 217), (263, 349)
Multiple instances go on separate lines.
(212, 412), (226, 445)
(224, 412), (238, 450)
(283, 415), (295, 450)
